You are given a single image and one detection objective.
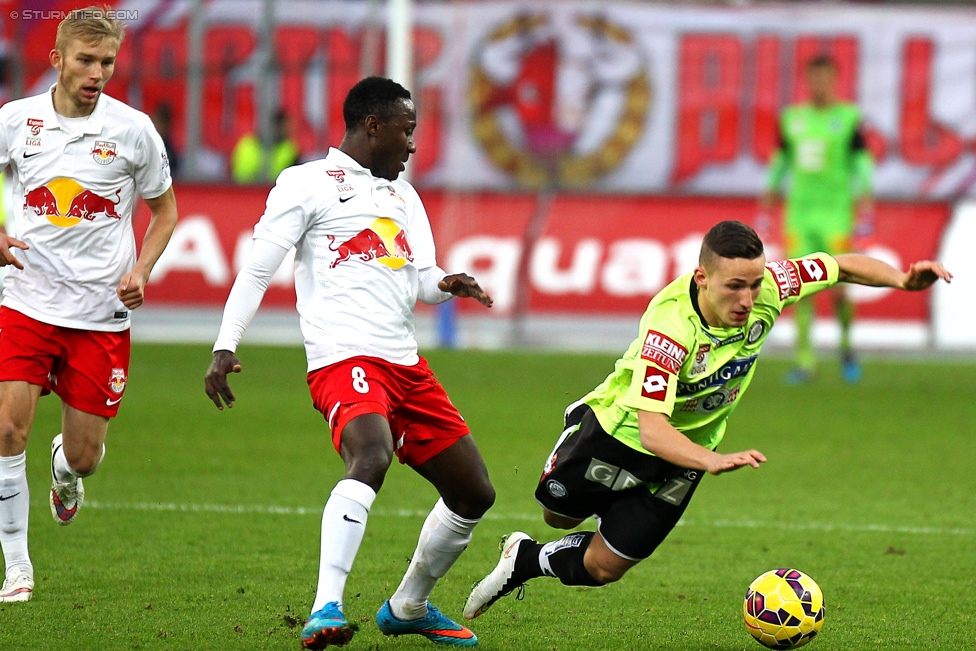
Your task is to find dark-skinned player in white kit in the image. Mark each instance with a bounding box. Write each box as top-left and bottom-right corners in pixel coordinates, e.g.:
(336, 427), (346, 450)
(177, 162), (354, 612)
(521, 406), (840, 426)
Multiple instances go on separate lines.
(205, 77), (495, 649)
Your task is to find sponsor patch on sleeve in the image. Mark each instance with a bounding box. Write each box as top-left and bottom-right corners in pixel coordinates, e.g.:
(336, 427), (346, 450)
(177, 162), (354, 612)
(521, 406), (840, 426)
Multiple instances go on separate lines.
(766, 259), (801, 300)
(798, 257), (829, 283)
(640, 330), (689, 374)
(641, 368), (670, 401)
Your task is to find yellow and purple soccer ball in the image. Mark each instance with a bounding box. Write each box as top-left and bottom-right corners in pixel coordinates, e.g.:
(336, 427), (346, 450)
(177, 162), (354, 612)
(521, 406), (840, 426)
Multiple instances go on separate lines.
(743, 568), (825, 649)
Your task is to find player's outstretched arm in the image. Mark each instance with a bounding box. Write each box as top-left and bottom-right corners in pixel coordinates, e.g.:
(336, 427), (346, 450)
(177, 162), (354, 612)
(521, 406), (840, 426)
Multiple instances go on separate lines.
(205, 350), (243, 410)
(638, 411), (766, 476)
(835, 253), (952, 290)
(439, 273), (493, 307)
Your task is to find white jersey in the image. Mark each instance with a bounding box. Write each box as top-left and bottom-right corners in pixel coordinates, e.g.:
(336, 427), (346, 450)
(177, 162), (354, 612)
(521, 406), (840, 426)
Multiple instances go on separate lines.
(0, 87), (172, 331)
(252, 148), (438, 370)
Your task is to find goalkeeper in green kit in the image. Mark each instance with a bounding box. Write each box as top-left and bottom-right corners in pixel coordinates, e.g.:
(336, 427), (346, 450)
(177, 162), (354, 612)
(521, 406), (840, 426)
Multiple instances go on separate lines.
(462, 221), (950, 622)
(761, 54), (875, 384)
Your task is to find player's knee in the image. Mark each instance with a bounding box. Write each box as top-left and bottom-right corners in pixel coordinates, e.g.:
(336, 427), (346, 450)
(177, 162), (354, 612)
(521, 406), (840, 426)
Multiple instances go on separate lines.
(466, 483), (496, 519)
(64, 444), (102, 477)
(441, 481), (495, 520)
(588, 564), (626, 585)
(0, 418), (28, 455)
(343, 448), (393, 491)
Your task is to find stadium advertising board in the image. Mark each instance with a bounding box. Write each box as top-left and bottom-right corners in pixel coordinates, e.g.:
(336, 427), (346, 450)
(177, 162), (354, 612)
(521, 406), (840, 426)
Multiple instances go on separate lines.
(10, 2), (976, 199)
(136, 186), (966, 347)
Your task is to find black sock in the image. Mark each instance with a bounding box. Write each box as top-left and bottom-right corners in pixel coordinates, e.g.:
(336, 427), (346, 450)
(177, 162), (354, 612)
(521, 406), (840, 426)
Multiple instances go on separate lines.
(513, 539), (546, 581)
(518, 531), (603, 587)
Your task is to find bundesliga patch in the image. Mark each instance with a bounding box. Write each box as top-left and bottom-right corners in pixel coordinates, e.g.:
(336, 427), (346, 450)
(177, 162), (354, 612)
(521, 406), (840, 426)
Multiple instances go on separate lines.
(27, 118), (43, 136)
(691, 344), (709, 375)
(766, 259), (801, 300)
(798, 257), (829, 283)
(641, 368), (669, 401)
(327, 169), (346, 183)
(640, 330), (688, 375)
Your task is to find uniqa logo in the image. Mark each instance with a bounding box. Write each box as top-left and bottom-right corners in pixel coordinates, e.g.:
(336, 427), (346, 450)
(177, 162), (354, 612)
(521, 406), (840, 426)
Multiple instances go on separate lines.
(468, 13), (651, 188)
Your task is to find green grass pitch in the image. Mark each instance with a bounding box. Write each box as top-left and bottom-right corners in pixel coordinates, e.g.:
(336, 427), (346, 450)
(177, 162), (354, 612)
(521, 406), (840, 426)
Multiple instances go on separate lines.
(1, 344), (973, 650)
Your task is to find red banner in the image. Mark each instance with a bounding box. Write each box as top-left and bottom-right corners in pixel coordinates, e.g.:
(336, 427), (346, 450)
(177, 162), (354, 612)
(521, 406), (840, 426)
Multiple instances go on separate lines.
(136, 185), (950, 322)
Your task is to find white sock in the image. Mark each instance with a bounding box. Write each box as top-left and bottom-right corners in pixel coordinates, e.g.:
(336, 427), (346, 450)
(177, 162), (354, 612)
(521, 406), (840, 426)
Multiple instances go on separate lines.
(0, 453), (31, 576)
(310, 479), (376, 614)
(389, 498), (480, 621)
(52, 435), (105, 482)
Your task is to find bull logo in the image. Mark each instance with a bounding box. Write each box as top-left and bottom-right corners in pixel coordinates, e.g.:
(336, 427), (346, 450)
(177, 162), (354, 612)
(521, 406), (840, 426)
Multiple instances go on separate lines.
(65, 189), (122, 221)
(23, 177), (123, 228)
(91, 140), (117, 165)
(108, 368), (126, 394)
(23, 186), (60, 218)
(328, 218), (415, 270)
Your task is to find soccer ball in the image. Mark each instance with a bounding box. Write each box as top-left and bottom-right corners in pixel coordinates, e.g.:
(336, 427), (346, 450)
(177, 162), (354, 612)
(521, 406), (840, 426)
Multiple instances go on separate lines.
(743, 568), (825, 649)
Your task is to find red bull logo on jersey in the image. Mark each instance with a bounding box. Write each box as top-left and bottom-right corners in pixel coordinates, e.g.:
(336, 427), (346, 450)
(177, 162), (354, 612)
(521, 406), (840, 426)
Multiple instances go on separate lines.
(327, 218), (414, 270)
(91, 140), (117, 165)
(23, 177), (122, 228)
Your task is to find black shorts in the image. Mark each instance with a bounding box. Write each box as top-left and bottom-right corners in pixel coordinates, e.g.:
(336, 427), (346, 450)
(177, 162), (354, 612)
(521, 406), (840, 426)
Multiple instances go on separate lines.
(535, 402), (704, 561)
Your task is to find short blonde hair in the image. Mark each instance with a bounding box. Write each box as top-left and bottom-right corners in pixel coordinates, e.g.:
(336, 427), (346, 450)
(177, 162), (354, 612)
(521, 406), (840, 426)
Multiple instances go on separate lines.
(55, 5), (126, 53)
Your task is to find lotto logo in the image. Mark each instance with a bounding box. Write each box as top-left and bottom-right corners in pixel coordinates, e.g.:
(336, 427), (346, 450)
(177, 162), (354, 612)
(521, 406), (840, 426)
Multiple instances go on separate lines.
(641, 369), (669, 400)
(799, 258), (828, 283)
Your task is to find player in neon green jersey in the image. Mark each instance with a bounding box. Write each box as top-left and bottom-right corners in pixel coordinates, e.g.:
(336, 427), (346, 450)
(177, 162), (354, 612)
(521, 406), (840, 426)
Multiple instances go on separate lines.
(761, 54), (875, 384)
(463, 221), (951, 620)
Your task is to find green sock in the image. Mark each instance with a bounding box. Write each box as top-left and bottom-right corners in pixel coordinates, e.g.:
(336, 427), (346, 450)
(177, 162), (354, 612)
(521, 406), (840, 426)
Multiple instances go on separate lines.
(837, 296), (854, 355)
(794, 299), (815, 370)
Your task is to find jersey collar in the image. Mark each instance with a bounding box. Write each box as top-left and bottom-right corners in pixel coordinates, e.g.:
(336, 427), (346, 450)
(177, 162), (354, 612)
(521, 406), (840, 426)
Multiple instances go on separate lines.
(43, 83), (107, 135)
(326, 147), (397, 188)
(327, 147), (370, 174)
(688, 277), (709, 328)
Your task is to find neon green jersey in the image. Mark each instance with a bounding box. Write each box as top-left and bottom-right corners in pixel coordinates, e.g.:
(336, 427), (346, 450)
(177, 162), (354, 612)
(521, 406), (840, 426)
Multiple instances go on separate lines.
(583, 253), (840, 456)
(766, 103), (873, 230)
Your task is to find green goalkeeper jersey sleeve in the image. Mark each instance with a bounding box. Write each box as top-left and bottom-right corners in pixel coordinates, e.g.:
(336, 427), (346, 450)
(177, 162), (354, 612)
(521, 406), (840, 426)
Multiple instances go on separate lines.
(583, 252), (840, 456)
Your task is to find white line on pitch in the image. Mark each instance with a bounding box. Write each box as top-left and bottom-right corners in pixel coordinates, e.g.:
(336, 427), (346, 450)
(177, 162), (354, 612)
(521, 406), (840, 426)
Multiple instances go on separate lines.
(81, 501), (974, 536)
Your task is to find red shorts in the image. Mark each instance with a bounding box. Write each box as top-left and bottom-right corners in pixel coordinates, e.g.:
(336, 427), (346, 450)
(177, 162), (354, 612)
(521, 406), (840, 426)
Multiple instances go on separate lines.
(0, 306), (131, 418)
(307, 355), (470, 467)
